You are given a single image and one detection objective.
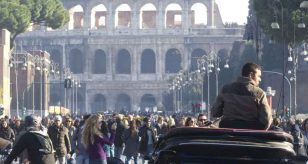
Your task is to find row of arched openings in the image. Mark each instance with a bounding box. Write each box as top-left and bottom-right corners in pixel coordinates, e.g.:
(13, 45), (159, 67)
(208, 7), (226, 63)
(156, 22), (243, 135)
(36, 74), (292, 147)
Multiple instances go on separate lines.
(49, 93), (157, 113)
(91, 94), (157, 113)
(68, 3), (208, 30)
(50, 48), (228, 74)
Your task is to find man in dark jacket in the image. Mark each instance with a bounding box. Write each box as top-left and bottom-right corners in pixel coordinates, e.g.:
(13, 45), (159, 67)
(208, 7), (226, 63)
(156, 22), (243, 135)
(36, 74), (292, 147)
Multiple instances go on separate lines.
(211, 62), (273, 130)
(48, 115), (71, 164)
(138, 117), (157, 163)
(4, 115), (55, 164)
(114, 114), (126, 159)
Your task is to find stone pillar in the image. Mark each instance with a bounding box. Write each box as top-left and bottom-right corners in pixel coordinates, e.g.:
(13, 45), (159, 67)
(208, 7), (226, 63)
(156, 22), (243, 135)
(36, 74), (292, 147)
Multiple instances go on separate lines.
(156, 91), (163, 111)
(132, 2), (139, 34)
(157, 45), (163, 80)
(109, 47), (115, 80)
(85, 85), (89, 113)
(208, 0), (215, 28)
(107, 1), (114, 35)
(132, 47), (137, 81)
(83, 40), (90, 78)
(83, 9), (91, 30)
(0, 29), (11, 117)
(183, 47), (190, 70)
(183, 0), (190, 34)
(131, 92), (139, 112)
(107, 93), (117, 112)
(106, 46), (112, 80)
(157, 1), (164, 34)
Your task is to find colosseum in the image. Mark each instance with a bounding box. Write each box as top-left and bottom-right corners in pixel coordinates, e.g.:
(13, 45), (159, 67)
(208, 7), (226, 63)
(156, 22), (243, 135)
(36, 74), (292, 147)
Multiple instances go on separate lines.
(15, 0), (244, 115)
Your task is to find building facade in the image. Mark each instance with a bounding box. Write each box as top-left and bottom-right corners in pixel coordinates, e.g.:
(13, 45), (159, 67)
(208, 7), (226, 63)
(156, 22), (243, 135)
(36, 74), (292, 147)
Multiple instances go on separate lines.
(15, 0), (244, 114)
(0, 29), (11, 116)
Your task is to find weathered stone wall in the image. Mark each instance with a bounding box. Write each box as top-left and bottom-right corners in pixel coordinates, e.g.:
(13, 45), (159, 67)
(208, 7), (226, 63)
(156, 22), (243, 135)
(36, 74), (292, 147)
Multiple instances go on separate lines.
(15, 0), (244, 114)
(0, 29), (11, 116)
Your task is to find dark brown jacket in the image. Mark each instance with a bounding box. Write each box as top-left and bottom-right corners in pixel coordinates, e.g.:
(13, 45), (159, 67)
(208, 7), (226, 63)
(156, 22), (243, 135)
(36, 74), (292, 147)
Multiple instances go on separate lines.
(211, 77), (273, 129)
(48, 124), (71, 157)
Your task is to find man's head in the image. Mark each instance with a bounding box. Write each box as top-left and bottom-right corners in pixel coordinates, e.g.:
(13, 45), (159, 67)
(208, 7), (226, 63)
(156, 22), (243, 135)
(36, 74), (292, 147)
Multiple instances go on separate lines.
(241, 62), (262, 86)
(143, 117), (151, 127)
(24, 115), (40, 128)
(54, 115), (62, 127)
(1, 119), (7, 128)
(197, 114), (208, 127)
(65, 117), (73, 127)
(15, 117), (21, 126)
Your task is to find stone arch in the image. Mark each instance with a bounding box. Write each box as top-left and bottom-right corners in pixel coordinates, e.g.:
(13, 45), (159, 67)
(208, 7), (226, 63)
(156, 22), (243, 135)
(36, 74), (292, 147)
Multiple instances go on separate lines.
(115, 4), (132, 28)
(50, 49), (62, 69)
(165, 3), (183, 28)
(141, 49), (156, 73)
(50, 93), (61, 106)
(68, 5), (84, 30)
(165, 48), (182, 73)
(116, 94), (131, 111)
(191, 3), (207, 26)
(93, 49), (106, 74)
(116, 49), (131, 74)
(217, 48), (230, 67)
(76, 92), (85, 114)
(91, 4), (107, 29)
(217, 48), (229, 58)
(139, 3), (157, 29)
(69, 48), (84, 74)
(190, 48), (206, 71)
(140, 94), (156, 112)
(92, 94), (106, 113)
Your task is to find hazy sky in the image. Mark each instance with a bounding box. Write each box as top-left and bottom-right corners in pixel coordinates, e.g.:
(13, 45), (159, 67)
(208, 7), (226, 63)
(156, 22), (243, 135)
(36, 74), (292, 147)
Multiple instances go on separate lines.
(215, 0), (249, 25)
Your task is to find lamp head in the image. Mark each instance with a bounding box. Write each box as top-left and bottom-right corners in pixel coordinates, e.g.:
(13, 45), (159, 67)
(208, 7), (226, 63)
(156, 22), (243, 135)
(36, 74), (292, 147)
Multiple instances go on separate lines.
(300, 1), (308, 8)
(271, 22), (280, 29)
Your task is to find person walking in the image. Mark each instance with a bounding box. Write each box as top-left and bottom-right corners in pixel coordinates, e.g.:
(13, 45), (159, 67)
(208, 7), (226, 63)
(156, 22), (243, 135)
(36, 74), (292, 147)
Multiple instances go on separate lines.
(48, 115), (71, 164)
(122, 120), (139, 164)
(81, 114), (116, 164)
(114, 114), (126, 159)
(4, 115), (55, 164)
(73, 114), (91, 164)
(211, 62), (273, 130)
(138, 117), (157, 164)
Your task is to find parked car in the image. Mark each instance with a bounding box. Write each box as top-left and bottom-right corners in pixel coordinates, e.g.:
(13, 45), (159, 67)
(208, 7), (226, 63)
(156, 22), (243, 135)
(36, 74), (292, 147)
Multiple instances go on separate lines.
(151, 127), (308, 164)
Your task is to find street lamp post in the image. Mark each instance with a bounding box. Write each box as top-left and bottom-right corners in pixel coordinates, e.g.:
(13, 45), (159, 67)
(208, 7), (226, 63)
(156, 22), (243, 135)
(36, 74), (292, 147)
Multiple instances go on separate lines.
(271, 0), (286, 116)
(263, 70), (292, 118)
(63, 68), (72, 114)
(9, 52), (28, 117)
(287, 43), (307, 118)
(34, 55), (45, 118)
(197, 55), (212, 120)
(75, 80), (81, 116)
(212, 54), (230, 97)
(72, 79), (75, 115)
(270, 1), (308, 118)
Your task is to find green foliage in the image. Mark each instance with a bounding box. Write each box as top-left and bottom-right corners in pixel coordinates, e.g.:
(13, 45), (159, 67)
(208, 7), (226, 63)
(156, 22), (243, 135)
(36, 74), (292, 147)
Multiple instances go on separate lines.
(0, 1), (31, 39)
(0, 0), (69, 41)
(228, 41), (243, 80)
(262, 38), (285, 70)
(240, 43), (259, 65)
(253, 0), (307, 44)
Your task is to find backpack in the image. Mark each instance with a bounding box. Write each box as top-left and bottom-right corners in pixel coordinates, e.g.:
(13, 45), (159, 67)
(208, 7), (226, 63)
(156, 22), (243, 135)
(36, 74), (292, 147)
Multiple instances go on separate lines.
(28, 131), (54, 154)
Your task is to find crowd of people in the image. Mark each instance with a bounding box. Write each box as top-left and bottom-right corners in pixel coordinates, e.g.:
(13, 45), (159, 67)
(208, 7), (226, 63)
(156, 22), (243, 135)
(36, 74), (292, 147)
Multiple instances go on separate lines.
(0, 112), (306, 164)
(0, 62), (307, 164)
(0, 112), (217, 164)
